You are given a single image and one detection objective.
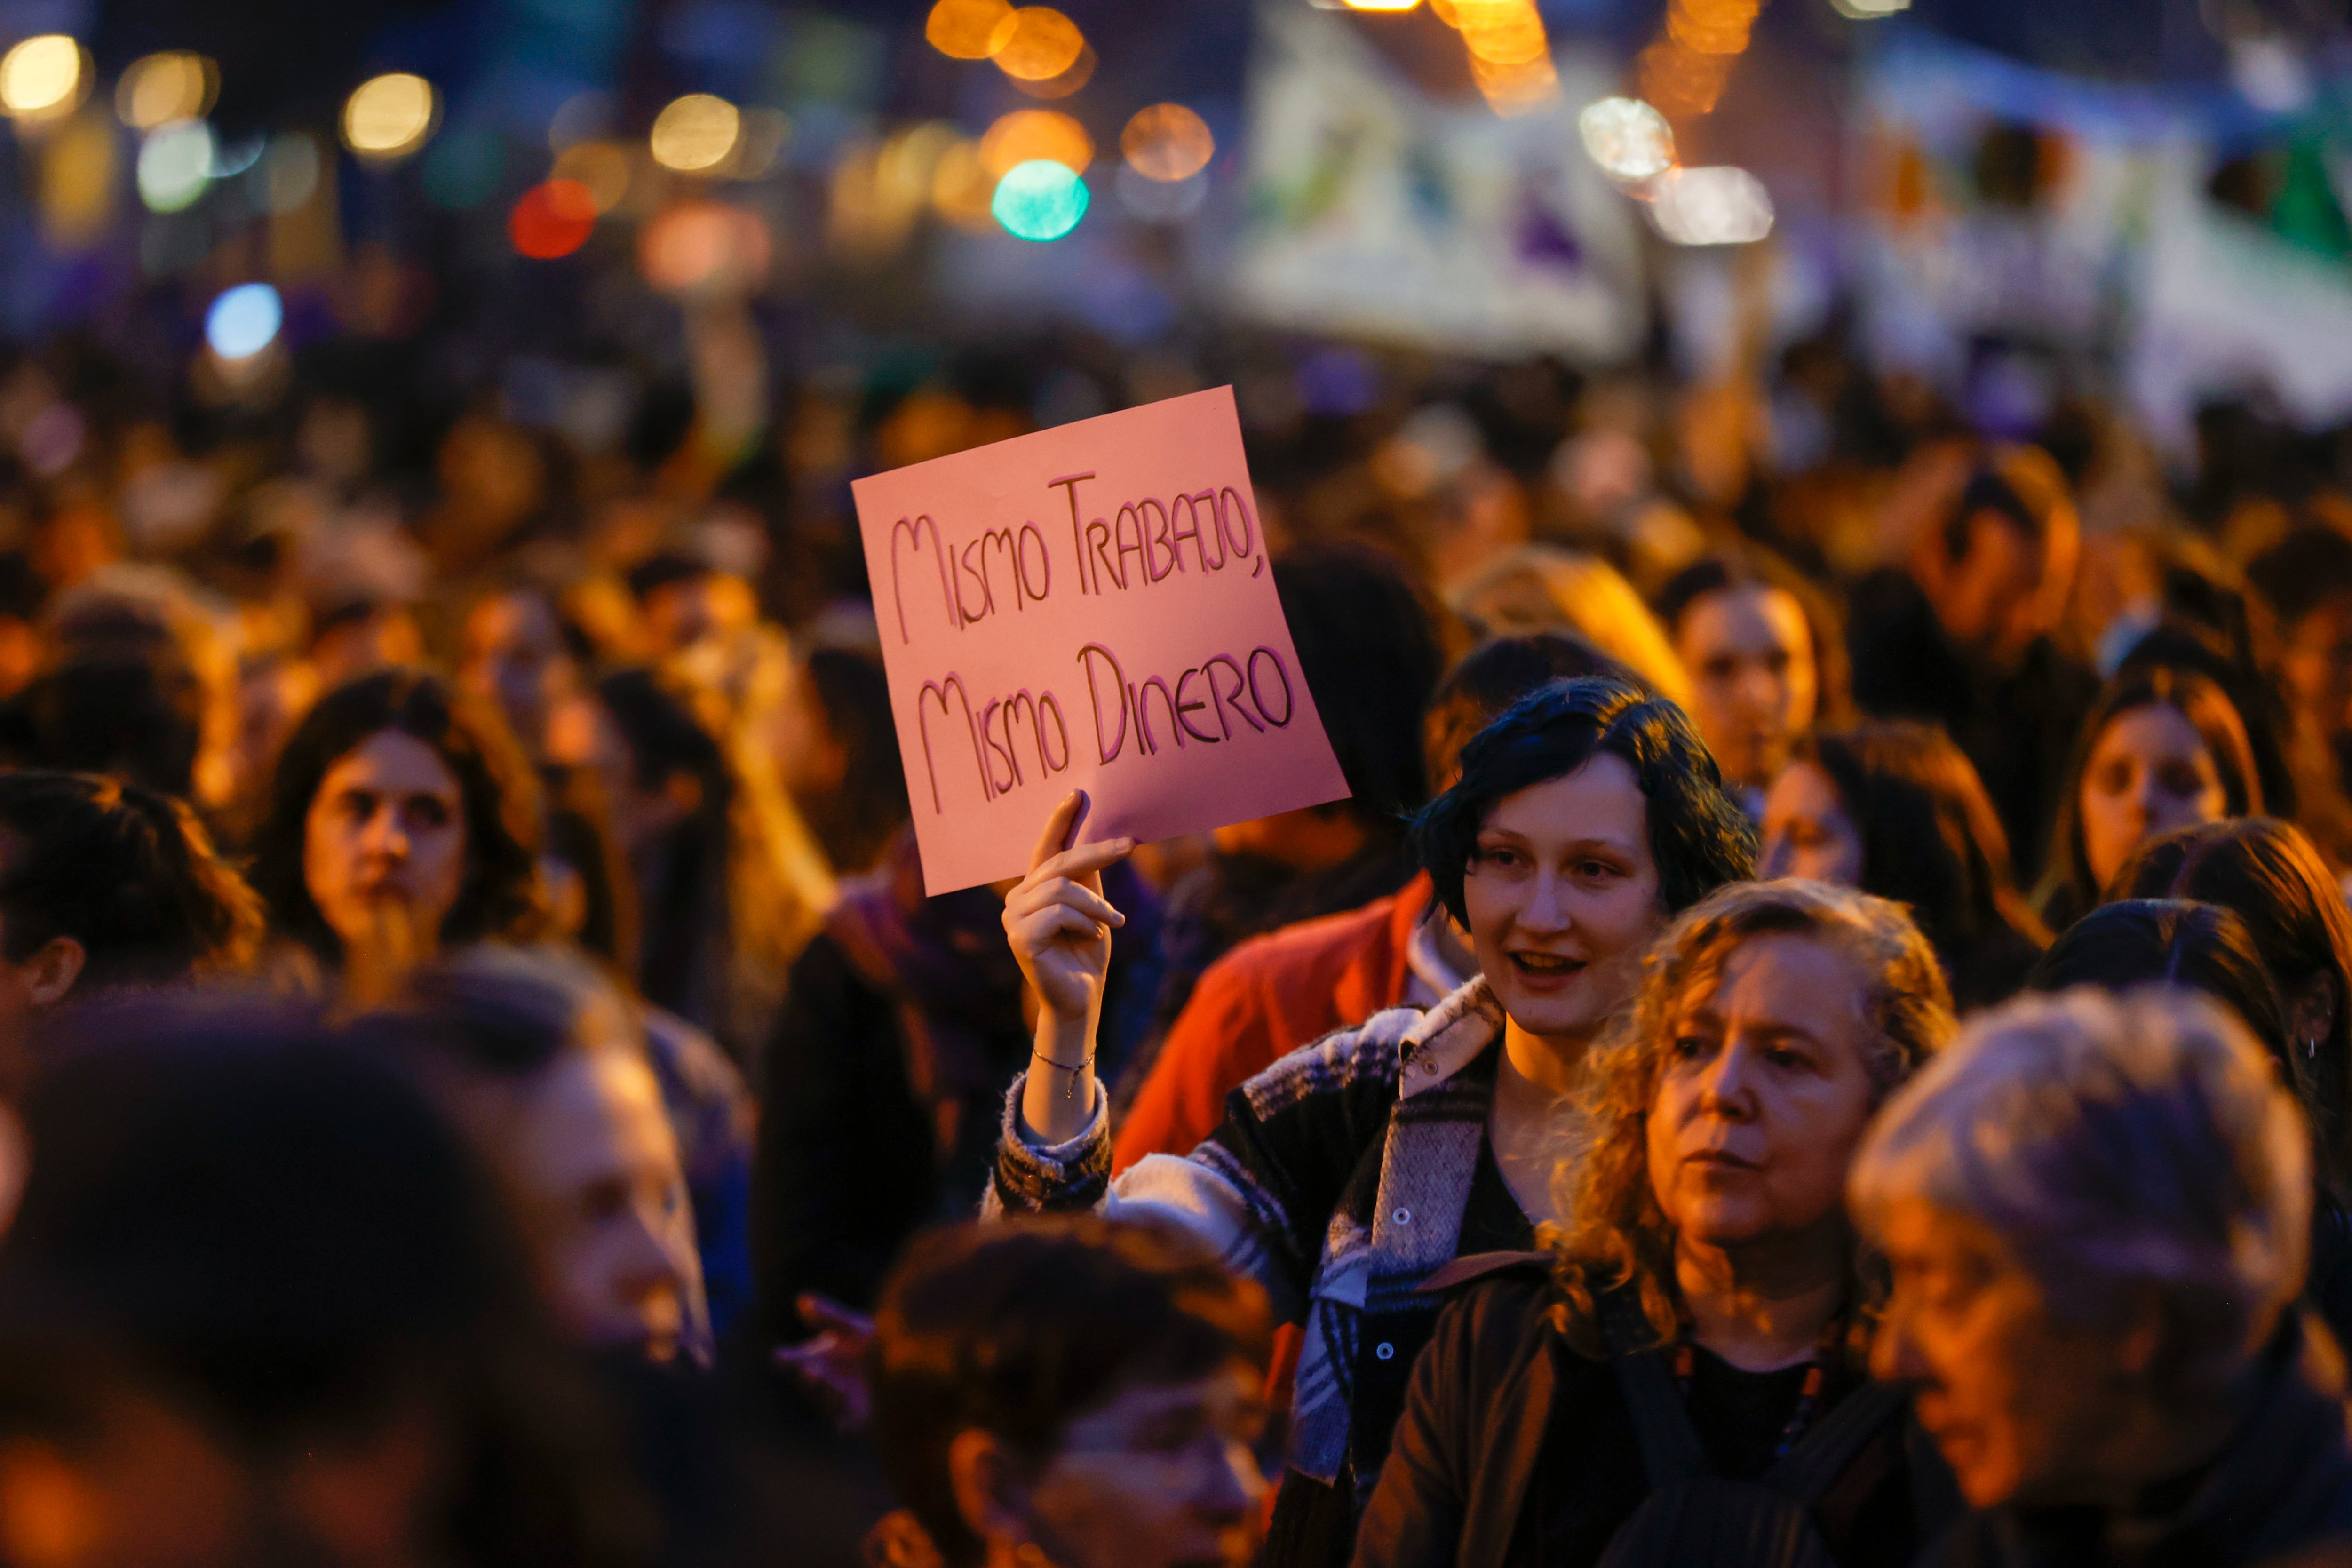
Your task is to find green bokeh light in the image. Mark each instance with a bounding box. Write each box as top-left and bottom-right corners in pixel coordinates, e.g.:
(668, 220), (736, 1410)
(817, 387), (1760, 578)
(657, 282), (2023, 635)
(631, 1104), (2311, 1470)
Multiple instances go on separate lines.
(992, 159), (1088, 242)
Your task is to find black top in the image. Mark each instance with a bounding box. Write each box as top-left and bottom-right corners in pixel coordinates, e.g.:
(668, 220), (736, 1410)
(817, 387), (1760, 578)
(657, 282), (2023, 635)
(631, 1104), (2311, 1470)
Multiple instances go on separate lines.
(1524, 1349), (1892, 1568)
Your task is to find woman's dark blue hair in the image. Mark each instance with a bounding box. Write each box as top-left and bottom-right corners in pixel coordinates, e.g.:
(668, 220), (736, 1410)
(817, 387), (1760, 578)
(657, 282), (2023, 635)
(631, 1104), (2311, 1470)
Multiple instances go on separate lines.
(1412, 676), (1756, 927)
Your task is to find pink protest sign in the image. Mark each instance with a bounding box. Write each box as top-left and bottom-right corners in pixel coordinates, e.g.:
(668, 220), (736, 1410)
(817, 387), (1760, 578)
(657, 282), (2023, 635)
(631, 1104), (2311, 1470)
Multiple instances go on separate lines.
(852, 386), (1351, 895)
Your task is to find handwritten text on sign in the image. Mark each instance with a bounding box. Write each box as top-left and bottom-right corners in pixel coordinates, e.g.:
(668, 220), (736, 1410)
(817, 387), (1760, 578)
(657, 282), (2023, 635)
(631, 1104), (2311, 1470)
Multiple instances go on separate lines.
(852, 387), (1350, 895)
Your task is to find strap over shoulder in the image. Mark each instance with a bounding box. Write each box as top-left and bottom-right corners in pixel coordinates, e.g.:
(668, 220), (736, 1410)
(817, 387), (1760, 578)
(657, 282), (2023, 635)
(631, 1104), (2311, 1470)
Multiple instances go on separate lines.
(1600, 1288), (1712, 1488)
(1414, 1248), (1554, 1295)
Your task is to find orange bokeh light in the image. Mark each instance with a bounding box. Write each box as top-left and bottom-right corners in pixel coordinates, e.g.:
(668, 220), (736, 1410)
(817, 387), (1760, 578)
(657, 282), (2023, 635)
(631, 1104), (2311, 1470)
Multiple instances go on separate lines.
(979, 109), (1092, 178)
(1638, 39), (1735, 116)
(1120, 103), (1214, 183)
(987, 7), (1085, 81)
(926, 0), (1013, 58)
(1667, 0), (1760, 55)
(509, 179), (596, 259)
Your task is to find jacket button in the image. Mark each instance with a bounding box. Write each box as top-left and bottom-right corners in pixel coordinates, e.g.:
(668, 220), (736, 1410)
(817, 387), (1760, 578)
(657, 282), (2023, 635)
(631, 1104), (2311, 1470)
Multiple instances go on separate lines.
(1391, 1207), (1412, 1225)
(1375, 1342), (1395, 1361)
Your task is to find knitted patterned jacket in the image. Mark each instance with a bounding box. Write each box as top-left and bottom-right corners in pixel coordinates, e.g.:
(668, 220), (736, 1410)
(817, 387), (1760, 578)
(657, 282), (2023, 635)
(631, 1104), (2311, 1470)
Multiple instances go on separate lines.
(987, 975), (1508, 1504)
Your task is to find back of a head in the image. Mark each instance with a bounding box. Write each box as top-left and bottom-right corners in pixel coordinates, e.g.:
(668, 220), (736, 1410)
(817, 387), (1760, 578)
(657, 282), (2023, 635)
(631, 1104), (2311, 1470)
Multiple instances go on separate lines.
(1422, 631), (1640, 788)
(596, 668), (727, 801)
(7, 648), (205, 800)
(0, 997), (508, 1441)
(0, 993), (647, 1568)
(1414, 674), (1756, 926)
(389, 943), (636, 1083)
(1449, 545), (1692, 710)
(801, 645), (910, 870)
(870, 1216), (1271, 1568)
(2247, 523), (2352, 634)
(1272, 542), (1447, 824)
(1852, 986), (2308, 1399)
(2115, 819), (2352, 1004)
(0, 769), (262, 990)
(2028, 899), (2290, 1072)
(1805, 722), (2036, 955)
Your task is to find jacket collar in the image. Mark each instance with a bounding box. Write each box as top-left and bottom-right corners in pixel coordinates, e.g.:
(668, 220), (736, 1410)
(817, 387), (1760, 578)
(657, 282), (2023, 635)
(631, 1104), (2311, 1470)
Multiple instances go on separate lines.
(1398, 976), (1503, 1098)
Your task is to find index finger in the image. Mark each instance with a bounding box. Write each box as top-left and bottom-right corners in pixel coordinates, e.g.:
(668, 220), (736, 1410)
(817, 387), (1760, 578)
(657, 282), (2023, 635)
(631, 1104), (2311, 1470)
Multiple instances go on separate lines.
(1028, 790), (1089, 874)
(1033, 837), (1134, 886)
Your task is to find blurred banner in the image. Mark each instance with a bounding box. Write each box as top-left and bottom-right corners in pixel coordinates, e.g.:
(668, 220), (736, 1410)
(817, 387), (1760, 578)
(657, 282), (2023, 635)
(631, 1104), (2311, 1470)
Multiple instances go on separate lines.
(1230, 0), (1646, 362)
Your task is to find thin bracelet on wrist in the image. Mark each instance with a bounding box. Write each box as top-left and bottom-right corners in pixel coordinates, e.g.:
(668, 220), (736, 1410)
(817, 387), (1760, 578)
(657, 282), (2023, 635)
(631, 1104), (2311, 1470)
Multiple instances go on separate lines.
(1032, 1045), (1094, 1098)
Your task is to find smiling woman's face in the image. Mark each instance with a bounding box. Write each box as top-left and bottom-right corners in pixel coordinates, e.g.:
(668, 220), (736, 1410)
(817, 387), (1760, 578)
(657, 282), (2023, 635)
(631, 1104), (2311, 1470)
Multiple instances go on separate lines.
(1461, 754), (1664, 1050)
(1646, 932), (1881, 1254)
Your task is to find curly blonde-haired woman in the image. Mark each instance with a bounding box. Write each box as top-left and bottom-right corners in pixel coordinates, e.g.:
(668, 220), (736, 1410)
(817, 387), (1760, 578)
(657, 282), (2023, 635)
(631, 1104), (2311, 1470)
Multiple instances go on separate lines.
(1357, 879), (1957, 1568)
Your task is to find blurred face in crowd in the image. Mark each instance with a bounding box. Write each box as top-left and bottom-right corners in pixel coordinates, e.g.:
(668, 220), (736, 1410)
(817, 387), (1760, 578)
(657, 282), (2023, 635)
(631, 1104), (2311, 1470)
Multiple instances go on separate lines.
(1462, 755), (1663, 1050)
(1676, 586), (1819, 790)
(2077, 702), (2230, 893)
(2281, 595), (2352, 748)
(1760, 762), (1864, 886)
(1927, 513), (2045, 666)
(460, 590), (575, 756)
(1648, 934), (1880, 1269)
(1873, 1200), (2145, 1509)
(955, 1361), (1266, 1568)
(502, 1016), (702, 1361)
(303, 729), (469, 962)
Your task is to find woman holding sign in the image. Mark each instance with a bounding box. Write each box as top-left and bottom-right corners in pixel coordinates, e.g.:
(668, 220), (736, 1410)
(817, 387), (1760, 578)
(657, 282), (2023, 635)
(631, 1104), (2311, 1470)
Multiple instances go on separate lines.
(993, 676), (1756, 1568)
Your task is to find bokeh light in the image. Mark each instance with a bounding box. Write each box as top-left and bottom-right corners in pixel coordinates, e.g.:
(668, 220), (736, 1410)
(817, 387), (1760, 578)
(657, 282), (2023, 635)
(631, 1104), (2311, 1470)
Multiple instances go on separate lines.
(342, 74), (437, 160)
(925, 0), (1013, 58)
(727, 108), (791, 178)
(639, 200), (771, 294)
(1577, 97), (1675, 183)
(1116, 162), (1208, 222)
(509, 179), (597, 258)
(0, 35), (86, 122)
(137, 120), (215, 212)
(1120, 104), (1214, 183)
(205, 282), (282, 359)
(1010, 43), (1095, 99)
(930, 138), (995, 229)
(992, 158), (1087, 241)
(552, 141), (633, 213)
(650, 94), (739, 173)
(980, 109), (1090, 179)
(1453, 0), (1547, 64)
(1668, 0), (1760, 56)
(1647, 165), (1774, 244)
(1638, 39), (1735, 116)
(262, 135), (320, 214)
(987, 8), (1084, 81)
(117, 52), (216, 131)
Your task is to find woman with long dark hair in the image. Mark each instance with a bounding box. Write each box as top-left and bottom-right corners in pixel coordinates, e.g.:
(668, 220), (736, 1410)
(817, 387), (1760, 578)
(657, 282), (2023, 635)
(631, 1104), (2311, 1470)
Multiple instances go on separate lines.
(250, 668), (544, 1002)
(2035, 667), (2262, 932)
(1761, 721), (2048, 1010)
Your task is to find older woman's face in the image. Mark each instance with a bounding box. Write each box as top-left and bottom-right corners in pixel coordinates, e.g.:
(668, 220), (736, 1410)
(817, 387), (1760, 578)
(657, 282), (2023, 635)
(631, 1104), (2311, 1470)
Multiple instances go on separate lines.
(1646, 932), (1879, 1255)
(1872, 1199), (2129, 1509)
(1006, 1362), (1266, 1568)
(2078, 704), (2229, 893)
(303, 728), (469, 959)
(1462, 754), (1664, 1051)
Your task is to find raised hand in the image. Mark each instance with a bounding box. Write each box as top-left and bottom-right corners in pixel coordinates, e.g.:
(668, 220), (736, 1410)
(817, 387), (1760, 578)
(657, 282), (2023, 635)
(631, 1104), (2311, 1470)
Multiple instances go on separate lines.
(1002, 790), (1133, 1143)
(1001, 790), (1133, 1027)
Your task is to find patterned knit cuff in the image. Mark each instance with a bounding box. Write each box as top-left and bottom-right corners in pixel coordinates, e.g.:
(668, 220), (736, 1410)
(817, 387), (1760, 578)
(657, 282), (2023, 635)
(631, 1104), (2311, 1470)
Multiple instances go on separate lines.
(992, 1074), (1112, 1214)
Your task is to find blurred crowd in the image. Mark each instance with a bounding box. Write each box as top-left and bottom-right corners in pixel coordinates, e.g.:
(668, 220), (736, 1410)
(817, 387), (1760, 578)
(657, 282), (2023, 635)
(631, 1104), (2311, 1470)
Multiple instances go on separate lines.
(0, 288), (2347, 1568)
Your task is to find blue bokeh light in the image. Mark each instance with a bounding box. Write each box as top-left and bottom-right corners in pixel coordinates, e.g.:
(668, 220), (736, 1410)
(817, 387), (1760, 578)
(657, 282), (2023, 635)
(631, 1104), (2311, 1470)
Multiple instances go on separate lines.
(992, 159), (1089, 242)
(205, 283), (283, 360)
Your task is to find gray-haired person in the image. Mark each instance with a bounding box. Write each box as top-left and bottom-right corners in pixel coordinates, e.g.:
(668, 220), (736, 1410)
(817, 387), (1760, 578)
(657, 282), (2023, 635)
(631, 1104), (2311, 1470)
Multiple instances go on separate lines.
(1852, 986), (2352, 1566)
